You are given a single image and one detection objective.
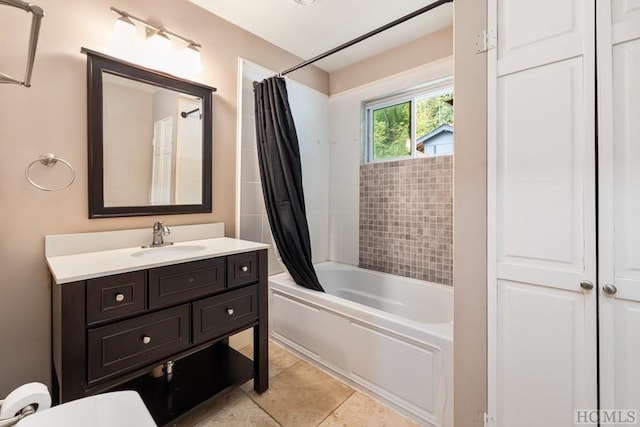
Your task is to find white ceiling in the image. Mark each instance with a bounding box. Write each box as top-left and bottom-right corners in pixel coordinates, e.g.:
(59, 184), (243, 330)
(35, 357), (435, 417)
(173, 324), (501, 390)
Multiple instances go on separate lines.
(187, 0), (453, 73)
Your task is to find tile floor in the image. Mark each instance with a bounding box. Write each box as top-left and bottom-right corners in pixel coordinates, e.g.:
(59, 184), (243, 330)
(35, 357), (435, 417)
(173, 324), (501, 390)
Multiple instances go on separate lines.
(175, 341), (419, 427)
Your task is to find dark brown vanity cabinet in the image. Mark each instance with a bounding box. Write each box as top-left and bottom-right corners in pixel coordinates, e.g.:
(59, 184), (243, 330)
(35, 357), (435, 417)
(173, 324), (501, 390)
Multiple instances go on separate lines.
(51, 249), (268, 426)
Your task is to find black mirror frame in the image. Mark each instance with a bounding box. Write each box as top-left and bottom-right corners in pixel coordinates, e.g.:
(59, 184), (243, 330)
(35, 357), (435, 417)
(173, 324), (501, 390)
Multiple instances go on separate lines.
(82, 48), (215, 218)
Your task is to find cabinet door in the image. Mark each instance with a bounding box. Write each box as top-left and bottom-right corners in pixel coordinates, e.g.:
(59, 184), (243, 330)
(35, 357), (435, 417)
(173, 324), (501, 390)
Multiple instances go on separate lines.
(488, 0), (597, 425)
(597, 0), (640, 417)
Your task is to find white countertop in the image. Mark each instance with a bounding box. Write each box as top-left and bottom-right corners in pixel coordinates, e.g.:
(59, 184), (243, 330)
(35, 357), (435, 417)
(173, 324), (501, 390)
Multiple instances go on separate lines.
(46, 237), (270, 284)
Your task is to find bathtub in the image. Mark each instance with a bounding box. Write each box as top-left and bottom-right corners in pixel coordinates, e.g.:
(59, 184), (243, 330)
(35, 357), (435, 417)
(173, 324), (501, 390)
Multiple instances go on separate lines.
(268, 262), (453, 427)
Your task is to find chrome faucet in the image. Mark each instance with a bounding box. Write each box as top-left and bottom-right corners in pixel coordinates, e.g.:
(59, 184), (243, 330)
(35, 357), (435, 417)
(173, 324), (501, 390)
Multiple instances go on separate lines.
(144, 221), (173, 248)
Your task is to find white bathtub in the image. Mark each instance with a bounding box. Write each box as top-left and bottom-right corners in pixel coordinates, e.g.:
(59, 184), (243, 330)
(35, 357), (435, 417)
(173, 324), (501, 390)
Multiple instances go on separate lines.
(268, 262), (453, 427)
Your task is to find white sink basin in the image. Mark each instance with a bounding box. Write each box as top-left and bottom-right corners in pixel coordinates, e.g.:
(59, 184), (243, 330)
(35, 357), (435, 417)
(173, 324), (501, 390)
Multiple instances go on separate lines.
(130, 245), (207, 258)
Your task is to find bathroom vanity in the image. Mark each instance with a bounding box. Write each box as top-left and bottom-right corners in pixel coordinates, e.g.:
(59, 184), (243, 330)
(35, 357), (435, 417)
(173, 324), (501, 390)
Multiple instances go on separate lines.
(46, 225), (269, 426)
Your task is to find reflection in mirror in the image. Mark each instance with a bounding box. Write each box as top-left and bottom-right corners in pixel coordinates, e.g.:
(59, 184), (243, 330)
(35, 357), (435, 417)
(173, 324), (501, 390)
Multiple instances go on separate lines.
(83, 48), (214, 218)
(102, 72), (203, 207)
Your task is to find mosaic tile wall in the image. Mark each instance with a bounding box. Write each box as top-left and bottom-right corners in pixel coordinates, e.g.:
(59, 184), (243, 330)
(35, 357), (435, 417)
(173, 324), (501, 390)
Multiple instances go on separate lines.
(359, 155), (453, 286)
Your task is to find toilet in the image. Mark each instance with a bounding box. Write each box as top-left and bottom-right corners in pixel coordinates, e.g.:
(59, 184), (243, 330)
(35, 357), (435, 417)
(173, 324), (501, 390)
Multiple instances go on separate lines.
(1, 386), (156, 427)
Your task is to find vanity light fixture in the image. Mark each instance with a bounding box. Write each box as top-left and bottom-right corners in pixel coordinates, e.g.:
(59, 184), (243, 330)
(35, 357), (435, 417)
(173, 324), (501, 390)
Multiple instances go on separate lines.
(110, 6), (202, 72)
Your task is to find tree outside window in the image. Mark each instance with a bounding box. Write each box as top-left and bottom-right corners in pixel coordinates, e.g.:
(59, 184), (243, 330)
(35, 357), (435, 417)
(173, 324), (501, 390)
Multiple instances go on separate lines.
(366, 84), (453, 162)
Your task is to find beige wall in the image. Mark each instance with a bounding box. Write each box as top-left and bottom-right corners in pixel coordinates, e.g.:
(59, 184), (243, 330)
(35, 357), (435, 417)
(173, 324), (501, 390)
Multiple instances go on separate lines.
(453, 0), (488, 426)
(329, 26), (453, 95)
(0, 0), (327, 396)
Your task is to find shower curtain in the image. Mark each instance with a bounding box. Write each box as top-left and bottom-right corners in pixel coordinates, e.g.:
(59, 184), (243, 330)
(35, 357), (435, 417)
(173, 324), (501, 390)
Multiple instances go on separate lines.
(253, 77), (324, 292)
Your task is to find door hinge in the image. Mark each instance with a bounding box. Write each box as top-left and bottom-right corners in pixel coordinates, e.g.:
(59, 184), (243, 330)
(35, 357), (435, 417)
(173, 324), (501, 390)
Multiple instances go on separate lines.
(484, 412), (497, 427)
(476, 29), (497, 54)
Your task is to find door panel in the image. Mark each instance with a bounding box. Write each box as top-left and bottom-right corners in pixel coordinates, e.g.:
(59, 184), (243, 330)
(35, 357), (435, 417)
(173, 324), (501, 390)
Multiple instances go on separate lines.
(497, 58), (586, 273)
(497, 280), (593, 427)
(612, 0), (640, 25)
(497, 0), (586, 75)
(598, 0), (640, 417)
(613, 39), (640, 280)
(613, 300), (640, 409)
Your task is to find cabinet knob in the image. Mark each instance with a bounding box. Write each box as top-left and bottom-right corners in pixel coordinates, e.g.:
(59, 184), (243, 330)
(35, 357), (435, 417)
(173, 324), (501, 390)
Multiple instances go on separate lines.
(115, 293), (125, 302)
(226, 308), (234, 316)
(188, 277), (195, 283)
(580, 280), (594, 291)
(603, 283), (617, 295)
(142, 335), (152, 344)
(240, 265), (249, 272)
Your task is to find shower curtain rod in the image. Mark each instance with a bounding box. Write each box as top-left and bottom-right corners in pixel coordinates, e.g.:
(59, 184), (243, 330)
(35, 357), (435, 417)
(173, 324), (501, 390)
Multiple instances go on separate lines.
(279, 0), (453, 77)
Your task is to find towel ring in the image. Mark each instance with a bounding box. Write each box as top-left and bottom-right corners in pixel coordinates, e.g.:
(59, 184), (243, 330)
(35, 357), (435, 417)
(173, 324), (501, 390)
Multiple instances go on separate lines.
(25, 153), (75, 191)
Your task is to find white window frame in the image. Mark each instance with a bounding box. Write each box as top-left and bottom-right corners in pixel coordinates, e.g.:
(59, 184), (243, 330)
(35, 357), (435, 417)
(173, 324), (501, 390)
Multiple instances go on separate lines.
(363, 76), (453, 164)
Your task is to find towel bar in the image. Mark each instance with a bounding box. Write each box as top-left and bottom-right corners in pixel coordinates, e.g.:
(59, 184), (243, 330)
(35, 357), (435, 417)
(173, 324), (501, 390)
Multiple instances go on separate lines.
(0, 0), (44, 87)
(25, 154), (75, 191)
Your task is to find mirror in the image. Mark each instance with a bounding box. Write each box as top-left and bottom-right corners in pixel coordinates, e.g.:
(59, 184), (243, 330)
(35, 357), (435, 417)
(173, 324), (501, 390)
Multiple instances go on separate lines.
(83, 48), (214, 218)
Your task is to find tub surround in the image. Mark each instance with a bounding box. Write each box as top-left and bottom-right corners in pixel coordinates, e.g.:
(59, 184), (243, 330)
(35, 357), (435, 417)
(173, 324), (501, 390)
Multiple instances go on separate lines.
(269, 262), (453, 426)
(359, 155), (453, 286)
(47, 223), (270, 425)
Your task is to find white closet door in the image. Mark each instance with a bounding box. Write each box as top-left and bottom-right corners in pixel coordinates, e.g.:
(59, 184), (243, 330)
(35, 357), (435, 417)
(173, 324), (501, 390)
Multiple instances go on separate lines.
(598, 0), (640, 419)
(488, 0), (597, 426)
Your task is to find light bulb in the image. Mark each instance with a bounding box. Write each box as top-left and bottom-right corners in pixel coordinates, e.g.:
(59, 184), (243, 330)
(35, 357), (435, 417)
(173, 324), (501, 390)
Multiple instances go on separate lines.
(182, 44), (203, 74)
(144, 29), (171, 70)
(148, 30), (171, 51)
(111, 15), (138, 60)
(113, 15), (137, 39)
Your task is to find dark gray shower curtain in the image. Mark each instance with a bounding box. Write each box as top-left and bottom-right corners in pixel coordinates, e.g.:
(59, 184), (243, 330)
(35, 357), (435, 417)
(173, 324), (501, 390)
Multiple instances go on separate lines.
(253, 77), (324, 292)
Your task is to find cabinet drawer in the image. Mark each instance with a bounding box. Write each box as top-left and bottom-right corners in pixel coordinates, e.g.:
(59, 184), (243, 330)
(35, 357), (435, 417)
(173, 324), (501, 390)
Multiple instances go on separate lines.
(87, 304), (190, 384)
(227, 252), (258, 288)
(193, 285), (258, 344)
(86, 271), (146, 325)
(149, 258), (225, 309)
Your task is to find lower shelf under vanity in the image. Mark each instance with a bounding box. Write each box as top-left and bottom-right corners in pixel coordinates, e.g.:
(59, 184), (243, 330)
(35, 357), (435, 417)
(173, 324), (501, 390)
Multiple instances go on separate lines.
(114, 343), (254, 426)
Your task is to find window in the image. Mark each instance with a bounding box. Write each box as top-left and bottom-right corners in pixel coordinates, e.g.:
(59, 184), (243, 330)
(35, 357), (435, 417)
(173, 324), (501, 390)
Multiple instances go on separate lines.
(364, 80), (453, 163)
